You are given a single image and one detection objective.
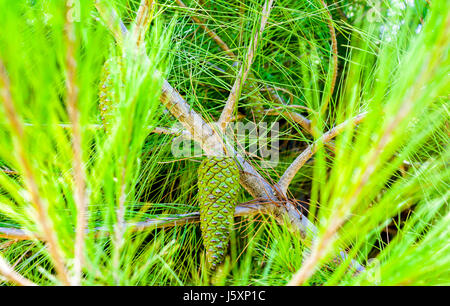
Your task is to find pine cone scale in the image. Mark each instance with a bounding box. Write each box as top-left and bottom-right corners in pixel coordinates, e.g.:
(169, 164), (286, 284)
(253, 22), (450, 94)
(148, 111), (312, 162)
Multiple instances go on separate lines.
(197, 156), (240, 269)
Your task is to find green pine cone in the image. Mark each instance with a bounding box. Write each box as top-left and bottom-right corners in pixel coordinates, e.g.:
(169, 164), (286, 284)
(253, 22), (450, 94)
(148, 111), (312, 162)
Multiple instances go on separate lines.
(197, 156), (240, 270)
(99, 57), (124, 132)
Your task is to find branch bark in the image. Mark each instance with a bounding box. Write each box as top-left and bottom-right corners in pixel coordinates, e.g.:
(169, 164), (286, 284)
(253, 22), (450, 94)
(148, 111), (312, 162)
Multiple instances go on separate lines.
(175, 0), (236, 58)
(132, 0), (155, 49)
(21, 123), (188, 137)
(0, 256), (37, 286)
(278, 112), (367, 194)
(266, 107), (312, 133)
(0, 200), (279, 241)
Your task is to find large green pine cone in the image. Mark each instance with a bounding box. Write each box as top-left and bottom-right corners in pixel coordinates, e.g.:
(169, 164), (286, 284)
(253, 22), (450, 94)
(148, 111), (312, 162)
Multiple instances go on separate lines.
(198, 156), (240, 270)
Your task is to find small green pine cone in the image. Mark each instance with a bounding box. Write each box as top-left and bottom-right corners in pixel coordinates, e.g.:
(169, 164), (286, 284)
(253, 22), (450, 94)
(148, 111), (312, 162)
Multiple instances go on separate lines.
(198, 156), (240, 270)
(99, 57), (124, 132)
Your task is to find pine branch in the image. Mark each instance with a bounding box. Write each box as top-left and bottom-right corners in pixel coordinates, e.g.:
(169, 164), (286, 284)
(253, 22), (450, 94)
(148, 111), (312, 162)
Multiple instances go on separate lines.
(0, 167), (18, 175)
(266, 107), (312, 134)
(95, 2), (274, 196)
(278, 112), (367, 194)
(265, 93), (336, 151)
(0, 255), (37, 286)
(95, 0), (316, 239)
(0, 200), (278, 241)
(175, 0), (236, 58)
(132, 0), (155, 49)
(20, 123), (188, 136)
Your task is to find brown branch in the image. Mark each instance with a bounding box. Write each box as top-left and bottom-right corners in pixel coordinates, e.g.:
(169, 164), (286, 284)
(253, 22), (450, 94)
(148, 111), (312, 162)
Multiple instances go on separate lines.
(218, 0), (275, 131)
(278, 112), (367, 194)
(0, 61), (70, 285)
(266, 107), (312, 134)
(0, 167), (19, 175)
(22, 123), (187, 136)
(175, 0), (236, 58)
(0, 200), (276, 241)
(159, 79), (223, 155)
(264, 90), (337, 150)
(132, 0), (155, 49)
(261, 86), (295, 104)
(0, 227), (35, 240)
(0, 255), (37, 286)
(107, 200), (277, 234)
